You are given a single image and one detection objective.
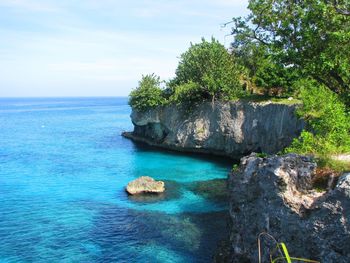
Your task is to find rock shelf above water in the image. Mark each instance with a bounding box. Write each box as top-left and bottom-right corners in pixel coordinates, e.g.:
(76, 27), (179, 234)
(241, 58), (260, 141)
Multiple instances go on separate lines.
(126, 176), (165, 195)
(124, 101), (304, 159)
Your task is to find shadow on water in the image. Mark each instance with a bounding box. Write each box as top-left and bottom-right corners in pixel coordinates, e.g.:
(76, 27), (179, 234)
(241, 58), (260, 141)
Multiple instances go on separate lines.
(83, 176), (230, 262)
(123, 137), (237, 167)
(125, 179), (228, 205)
(87, 202), (230, 263)
(185, 178), (228, 203)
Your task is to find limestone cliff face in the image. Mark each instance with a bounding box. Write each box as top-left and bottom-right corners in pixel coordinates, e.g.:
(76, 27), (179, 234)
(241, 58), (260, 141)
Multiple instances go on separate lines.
(228, 153), (350, 262)
(125, 101), (304, 158)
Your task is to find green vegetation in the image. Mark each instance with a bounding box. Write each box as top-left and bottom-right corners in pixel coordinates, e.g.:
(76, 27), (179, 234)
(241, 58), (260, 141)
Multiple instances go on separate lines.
(231, 0), (350, 163)
(169, 38), (243, 103)
(256, 152), (268, 158)
(129, 1), (350, 168)
(232, 42), (299, 96)
(129, 74), (166, 111)
(232, 164), (239, 172)
(285, 79), (350, 156)
(129, 38), (246, 110)
(169, 81), (203, 105)
(316, 156), (350, 173)
(231, 0), (350, 104)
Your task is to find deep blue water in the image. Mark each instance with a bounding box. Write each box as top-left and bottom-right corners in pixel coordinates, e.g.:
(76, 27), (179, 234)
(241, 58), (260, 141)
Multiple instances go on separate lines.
(0, 97), (232, 262)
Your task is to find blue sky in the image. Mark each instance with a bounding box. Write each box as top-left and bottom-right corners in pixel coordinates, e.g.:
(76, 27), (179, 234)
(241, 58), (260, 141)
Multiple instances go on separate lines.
(0, 0), (249, 97)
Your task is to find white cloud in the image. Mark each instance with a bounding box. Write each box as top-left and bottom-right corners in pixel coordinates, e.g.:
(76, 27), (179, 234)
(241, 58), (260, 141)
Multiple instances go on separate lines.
(0, 0), (249, 96)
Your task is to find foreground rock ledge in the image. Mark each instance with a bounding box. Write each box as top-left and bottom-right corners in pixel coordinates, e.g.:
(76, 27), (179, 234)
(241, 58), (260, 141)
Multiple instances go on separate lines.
(126, 176), (165, 195)
(228, 153), (350, 263)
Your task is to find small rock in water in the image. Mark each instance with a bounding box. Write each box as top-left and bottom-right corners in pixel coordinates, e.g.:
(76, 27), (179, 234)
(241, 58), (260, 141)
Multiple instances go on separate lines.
(126, 176), (165, 195)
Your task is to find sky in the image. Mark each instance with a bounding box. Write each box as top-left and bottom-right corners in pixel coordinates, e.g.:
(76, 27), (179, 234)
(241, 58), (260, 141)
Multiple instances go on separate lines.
(0, 0), (249, 97)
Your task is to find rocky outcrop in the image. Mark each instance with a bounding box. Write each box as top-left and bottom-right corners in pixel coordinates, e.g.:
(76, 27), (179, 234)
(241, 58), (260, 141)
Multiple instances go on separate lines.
(126, 176), (165, 195)
(228, 153), (350, 262)
(123, 101), (304, 159)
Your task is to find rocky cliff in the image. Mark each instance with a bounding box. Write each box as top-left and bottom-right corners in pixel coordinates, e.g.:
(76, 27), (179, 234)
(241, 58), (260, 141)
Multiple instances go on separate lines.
(228, 153), (350, 262)
(123, 101), (304, 159)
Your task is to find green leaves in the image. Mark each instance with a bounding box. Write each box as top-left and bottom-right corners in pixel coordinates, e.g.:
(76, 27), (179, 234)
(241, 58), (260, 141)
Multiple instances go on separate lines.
(231, 0), (350, 103)
(169, 81), (203, 105)
(170, 38), (244, 103)
(128, 74), (166, 111)
(129, 38), (246, 110)
(285, 79), (350, 155)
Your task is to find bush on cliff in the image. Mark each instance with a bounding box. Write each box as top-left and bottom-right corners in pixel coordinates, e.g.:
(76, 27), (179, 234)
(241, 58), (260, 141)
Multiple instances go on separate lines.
(129, 74), (166, 111)
(169, 38), (244, 103)
(169, 81), (204, 105)
(285, 79), (350, 155)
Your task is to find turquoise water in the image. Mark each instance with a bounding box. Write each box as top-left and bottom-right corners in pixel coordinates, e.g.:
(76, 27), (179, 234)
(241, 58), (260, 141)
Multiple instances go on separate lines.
(0, 97), (232, 262)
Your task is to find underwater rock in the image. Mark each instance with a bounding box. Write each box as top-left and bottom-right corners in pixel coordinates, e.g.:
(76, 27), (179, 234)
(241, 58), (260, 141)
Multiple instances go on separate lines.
(126, 176), (165, 195)
(188, 179), (228, 202)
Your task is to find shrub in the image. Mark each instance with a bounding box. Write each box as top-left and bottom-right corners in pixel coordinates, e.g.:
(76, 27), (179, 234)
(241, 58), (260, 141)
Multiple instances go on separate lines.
(128, 74), (165, 111)
(169, 81), (204, 105)
(285, 79), (350, 155)
(170, 38), (244, 103)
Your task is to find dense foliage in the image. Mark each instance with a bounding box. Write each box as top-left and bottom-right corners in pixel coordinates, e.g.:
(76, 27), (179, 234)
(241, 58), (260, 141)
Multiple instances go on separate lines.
(128, 74), (165, 111)
(232, 40), (299, 95)
(169, 38), (243, 103)
(129, 38), (245, 109)
(285, 79), (350, 155)
(231, 0), (350, 103)
(229, 0), (350, 159)
(129, 1), (350, 162)
(168, 81), (204, 105)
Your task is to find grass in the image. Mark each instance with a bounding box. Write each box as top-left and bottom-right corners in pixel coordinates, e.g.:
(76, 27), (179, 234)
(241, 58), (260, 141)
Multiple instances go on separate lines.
(237, 94), (301, 105)
(270, 97), (301, 105)
(316, 155), (350, 173)
(310, 155), (350, 191)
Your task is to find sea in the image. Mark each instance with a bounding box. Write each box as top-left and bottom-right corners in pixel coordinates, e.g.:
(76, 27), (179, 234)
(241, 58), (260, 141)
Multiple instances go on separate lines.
(0, 97), (232, 262)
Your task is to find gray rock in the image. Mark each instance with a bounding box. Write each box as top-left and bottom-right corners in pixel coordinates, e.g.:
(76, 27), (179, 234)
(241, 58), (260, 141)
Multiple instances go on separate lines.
(228, 154), (350, 262)
(125, 101), (304, 159)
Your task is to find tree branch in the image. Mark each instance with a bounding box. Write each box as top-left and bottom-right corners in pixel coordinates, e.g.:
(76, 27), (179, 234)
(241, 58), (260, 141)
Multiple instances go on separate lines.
(332, 0), (350, 16)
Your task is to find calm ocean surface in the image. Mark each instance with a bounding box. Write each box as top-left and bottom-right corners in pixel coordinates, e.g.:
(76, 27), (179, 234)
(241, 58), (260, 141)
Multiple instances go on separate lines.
(0, 97), (232, 262)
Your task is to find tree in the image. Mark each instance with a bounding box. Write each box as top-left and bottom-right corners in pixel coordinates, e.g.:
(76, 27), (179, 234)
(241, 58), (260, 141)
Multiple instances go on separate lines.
(231, 0), (350, 104)
(231, 41), (298, 95)
(331, 0), (350, 16)
(170, 38), (244, 104)
(129, 74), (165, 111)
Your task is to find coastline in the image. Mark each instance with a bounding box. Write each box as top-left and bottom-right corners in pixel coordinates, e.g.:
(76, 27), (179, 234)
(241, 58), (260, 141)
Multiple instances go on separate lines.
(122, 131), (241, 160)
(125, 102), (350, 262)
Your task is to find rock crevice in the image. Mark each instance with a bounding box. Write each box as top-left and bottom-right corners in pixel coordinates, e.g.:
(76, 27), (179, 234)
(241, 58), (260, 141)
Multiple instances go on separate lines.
(228, 153), (350, 262)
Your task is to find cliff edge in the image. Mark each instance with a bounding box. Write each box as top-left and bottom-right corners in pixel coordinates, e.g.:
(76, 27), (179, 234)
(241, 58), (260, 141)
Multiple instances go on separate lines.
(123, 101), (304, 159)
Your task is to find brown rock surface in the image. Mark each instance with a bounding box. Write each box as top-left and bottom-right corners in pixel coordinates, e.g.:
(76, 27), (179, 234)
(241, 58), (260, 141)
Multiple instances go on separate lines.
(126, 176), (165, 195)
